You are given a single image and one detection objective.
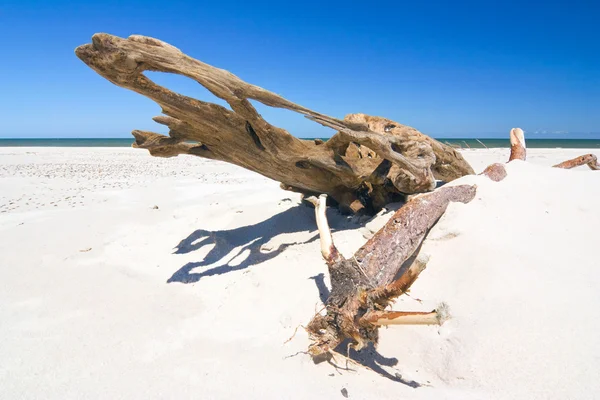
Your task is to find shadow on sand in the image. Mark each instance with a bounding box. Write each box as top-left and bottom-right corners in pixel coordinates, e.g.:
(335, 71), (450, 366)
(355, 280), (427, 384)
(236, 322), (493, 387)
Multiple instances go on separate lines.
(168, 202), (420, 385)
(330, 342), (423, 387)
(168, 204), (352, 284)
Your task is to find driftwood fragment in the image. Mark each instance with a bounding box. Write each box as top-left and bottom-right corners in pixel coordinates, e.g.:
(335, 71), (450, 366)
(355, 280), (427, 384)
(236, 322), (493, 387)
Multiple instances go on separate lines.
(508, 128), (526, 161)
(315, 194), (343, 265)
(75, 33), (474, 214)
(506, 128), (598, 171)
(363, 305), (449, 326)
(308, 185), (476, 357)
(480, 163), (507, 182)
(553, 154), (599, 170)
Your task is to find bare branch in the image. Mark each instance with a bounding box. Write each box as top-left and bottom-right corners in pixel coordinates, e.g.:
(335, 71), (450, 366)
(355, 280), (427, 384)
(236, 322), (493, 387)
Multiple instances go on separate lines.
(315, 195), (344, 265)
(362, 304), (449, 326)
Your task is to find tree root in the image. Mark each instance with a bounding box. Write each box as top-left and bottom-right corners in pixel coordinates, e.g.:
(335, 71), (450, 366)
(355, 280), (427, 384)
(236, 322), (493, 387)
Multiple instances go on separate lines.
(307, 185), (476, 357)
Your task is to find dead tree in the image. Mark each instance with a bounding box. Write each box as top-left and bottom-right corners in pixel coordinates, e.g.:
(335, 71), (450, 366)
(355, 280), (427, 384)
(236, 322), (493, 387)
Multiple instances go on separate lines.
(75, 34), (474, 214)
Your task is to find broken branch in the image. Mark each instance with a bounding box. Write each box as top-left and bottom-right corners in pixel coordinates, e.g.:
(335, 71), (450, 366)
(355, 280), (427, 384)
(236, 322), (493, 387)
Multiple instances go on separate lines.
(362, 304), (449, 326)
(553, 154), (599, 170)
(315, 195), (343, 265)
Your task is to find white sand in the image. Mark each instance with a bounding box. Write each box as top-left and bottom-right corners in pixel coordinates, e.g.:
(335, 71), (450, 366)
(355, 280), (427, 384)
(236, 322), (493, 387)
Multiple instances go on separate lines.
(1, 147), (599, 399)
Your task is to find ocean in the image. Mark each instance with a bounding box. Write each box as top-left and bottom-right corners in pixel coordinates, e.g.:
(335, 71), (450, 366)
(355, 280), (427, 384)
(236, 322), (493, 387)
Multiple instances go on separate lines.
(1, 138), (599, 149)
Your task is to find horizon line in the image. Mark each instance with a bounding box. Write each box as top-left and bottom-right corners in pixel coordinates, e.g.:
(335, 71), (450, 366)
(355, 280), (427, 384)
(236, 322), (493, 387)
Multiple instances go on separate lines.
(2, 136), (600, 140)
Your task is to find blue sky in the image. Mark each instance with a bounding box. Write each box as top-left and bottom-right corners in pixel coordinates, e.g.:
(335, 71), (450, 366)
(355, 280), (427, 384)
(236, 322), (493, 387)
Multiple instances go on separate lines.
(1, 0), (598, 139)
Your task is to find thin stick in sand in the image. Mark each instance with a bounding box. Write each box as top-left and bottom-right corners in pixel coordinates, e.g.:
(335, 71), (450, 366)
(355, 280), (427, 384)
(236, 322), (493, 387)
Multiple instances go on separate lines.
(475, 138), (488, 149)
(362, 305), (449, 326)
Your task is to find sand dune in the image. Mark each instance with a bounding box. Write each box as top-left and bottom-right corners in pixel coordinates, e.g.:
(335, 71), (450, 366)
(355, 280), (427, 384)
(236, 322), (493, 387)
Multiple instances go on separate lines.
(1, 147), (599, 399)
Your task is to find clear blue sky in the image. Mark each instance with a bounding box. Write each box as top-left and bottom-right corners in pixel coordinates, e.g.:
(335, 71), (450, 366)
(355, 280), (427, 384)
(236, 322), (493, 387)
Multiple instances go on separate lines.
(1, 0), (599, 139)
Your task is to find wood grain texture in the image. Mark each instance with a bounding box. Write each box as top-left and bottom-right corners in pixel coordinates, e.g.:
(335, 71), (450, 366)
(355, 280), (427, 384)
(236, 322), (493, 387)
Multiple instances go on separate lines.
(75, 33), (474, 214)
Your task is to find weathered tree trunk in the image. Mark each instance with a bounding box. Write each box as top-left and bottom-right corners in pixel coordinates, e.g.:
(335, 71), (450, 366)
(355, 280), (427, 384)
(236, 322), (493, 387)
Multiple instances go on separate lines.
(307, 184), (477, 357)
(75, 34), (474, 214)
(554, 154), (599, 170)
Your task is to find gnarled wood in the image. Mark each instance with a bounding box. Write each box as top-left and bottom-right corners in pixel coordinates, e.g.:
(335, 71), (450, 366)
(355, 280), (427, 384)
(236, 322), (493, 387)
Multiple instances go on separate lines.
(553, 154), (599, 170)
(307, 184), (476, 357)
(75, 33), (474, 214)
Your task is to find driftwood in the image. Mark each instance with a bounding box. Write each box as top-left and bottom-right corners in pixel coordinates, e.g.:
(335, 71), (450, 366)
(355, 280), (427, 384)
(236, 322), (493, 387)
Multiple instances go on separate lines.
(309, 128), (599, 359)
(75, 34), (474, 214)
(480, 163), (507, 182)
(72, 32), (598, 368)
(307, 185), (476, 356)
(553, 154), (599, 170)
(81, 32), (594, 364)
(509, 130), (598, 170)
(508, 128), (526, 161)
(306, 131), (530, 358)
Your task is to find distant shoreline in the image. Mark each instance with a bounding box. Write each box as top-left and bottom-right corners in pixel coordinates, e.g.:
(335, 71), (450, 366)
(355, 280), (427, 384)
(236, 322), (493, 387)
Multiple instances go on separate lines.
(1, 138), (599, 149)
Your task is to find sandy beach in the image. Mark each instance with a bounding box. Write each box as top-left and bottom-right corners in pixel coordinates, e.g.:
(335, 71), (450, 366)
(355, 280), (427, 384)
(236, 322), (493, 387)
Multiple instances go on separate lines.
(1, 146), (599, 399)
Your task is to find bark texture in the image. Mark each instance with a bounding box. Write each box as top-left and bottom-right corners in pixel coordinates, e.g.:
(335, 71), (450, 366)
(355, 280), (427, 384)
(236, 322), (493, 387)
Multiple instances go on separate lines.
(307, 184), (477, 357)
(75, 33), (474, 214)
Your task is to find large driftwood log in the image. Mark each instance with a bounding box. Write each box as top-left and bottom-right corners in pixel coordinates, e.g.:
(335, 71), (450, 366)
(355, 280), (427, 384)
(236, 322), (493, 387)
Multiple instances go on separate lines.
(307, 184), (476, 357)
(75, 34), (474, 214)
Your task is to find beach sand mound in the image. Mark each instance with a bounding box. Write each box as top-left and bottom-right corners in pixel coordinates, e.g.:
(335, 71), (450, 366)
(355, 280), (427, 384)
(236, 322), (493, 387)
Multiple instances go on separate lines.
(0, 148), (599, 399)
